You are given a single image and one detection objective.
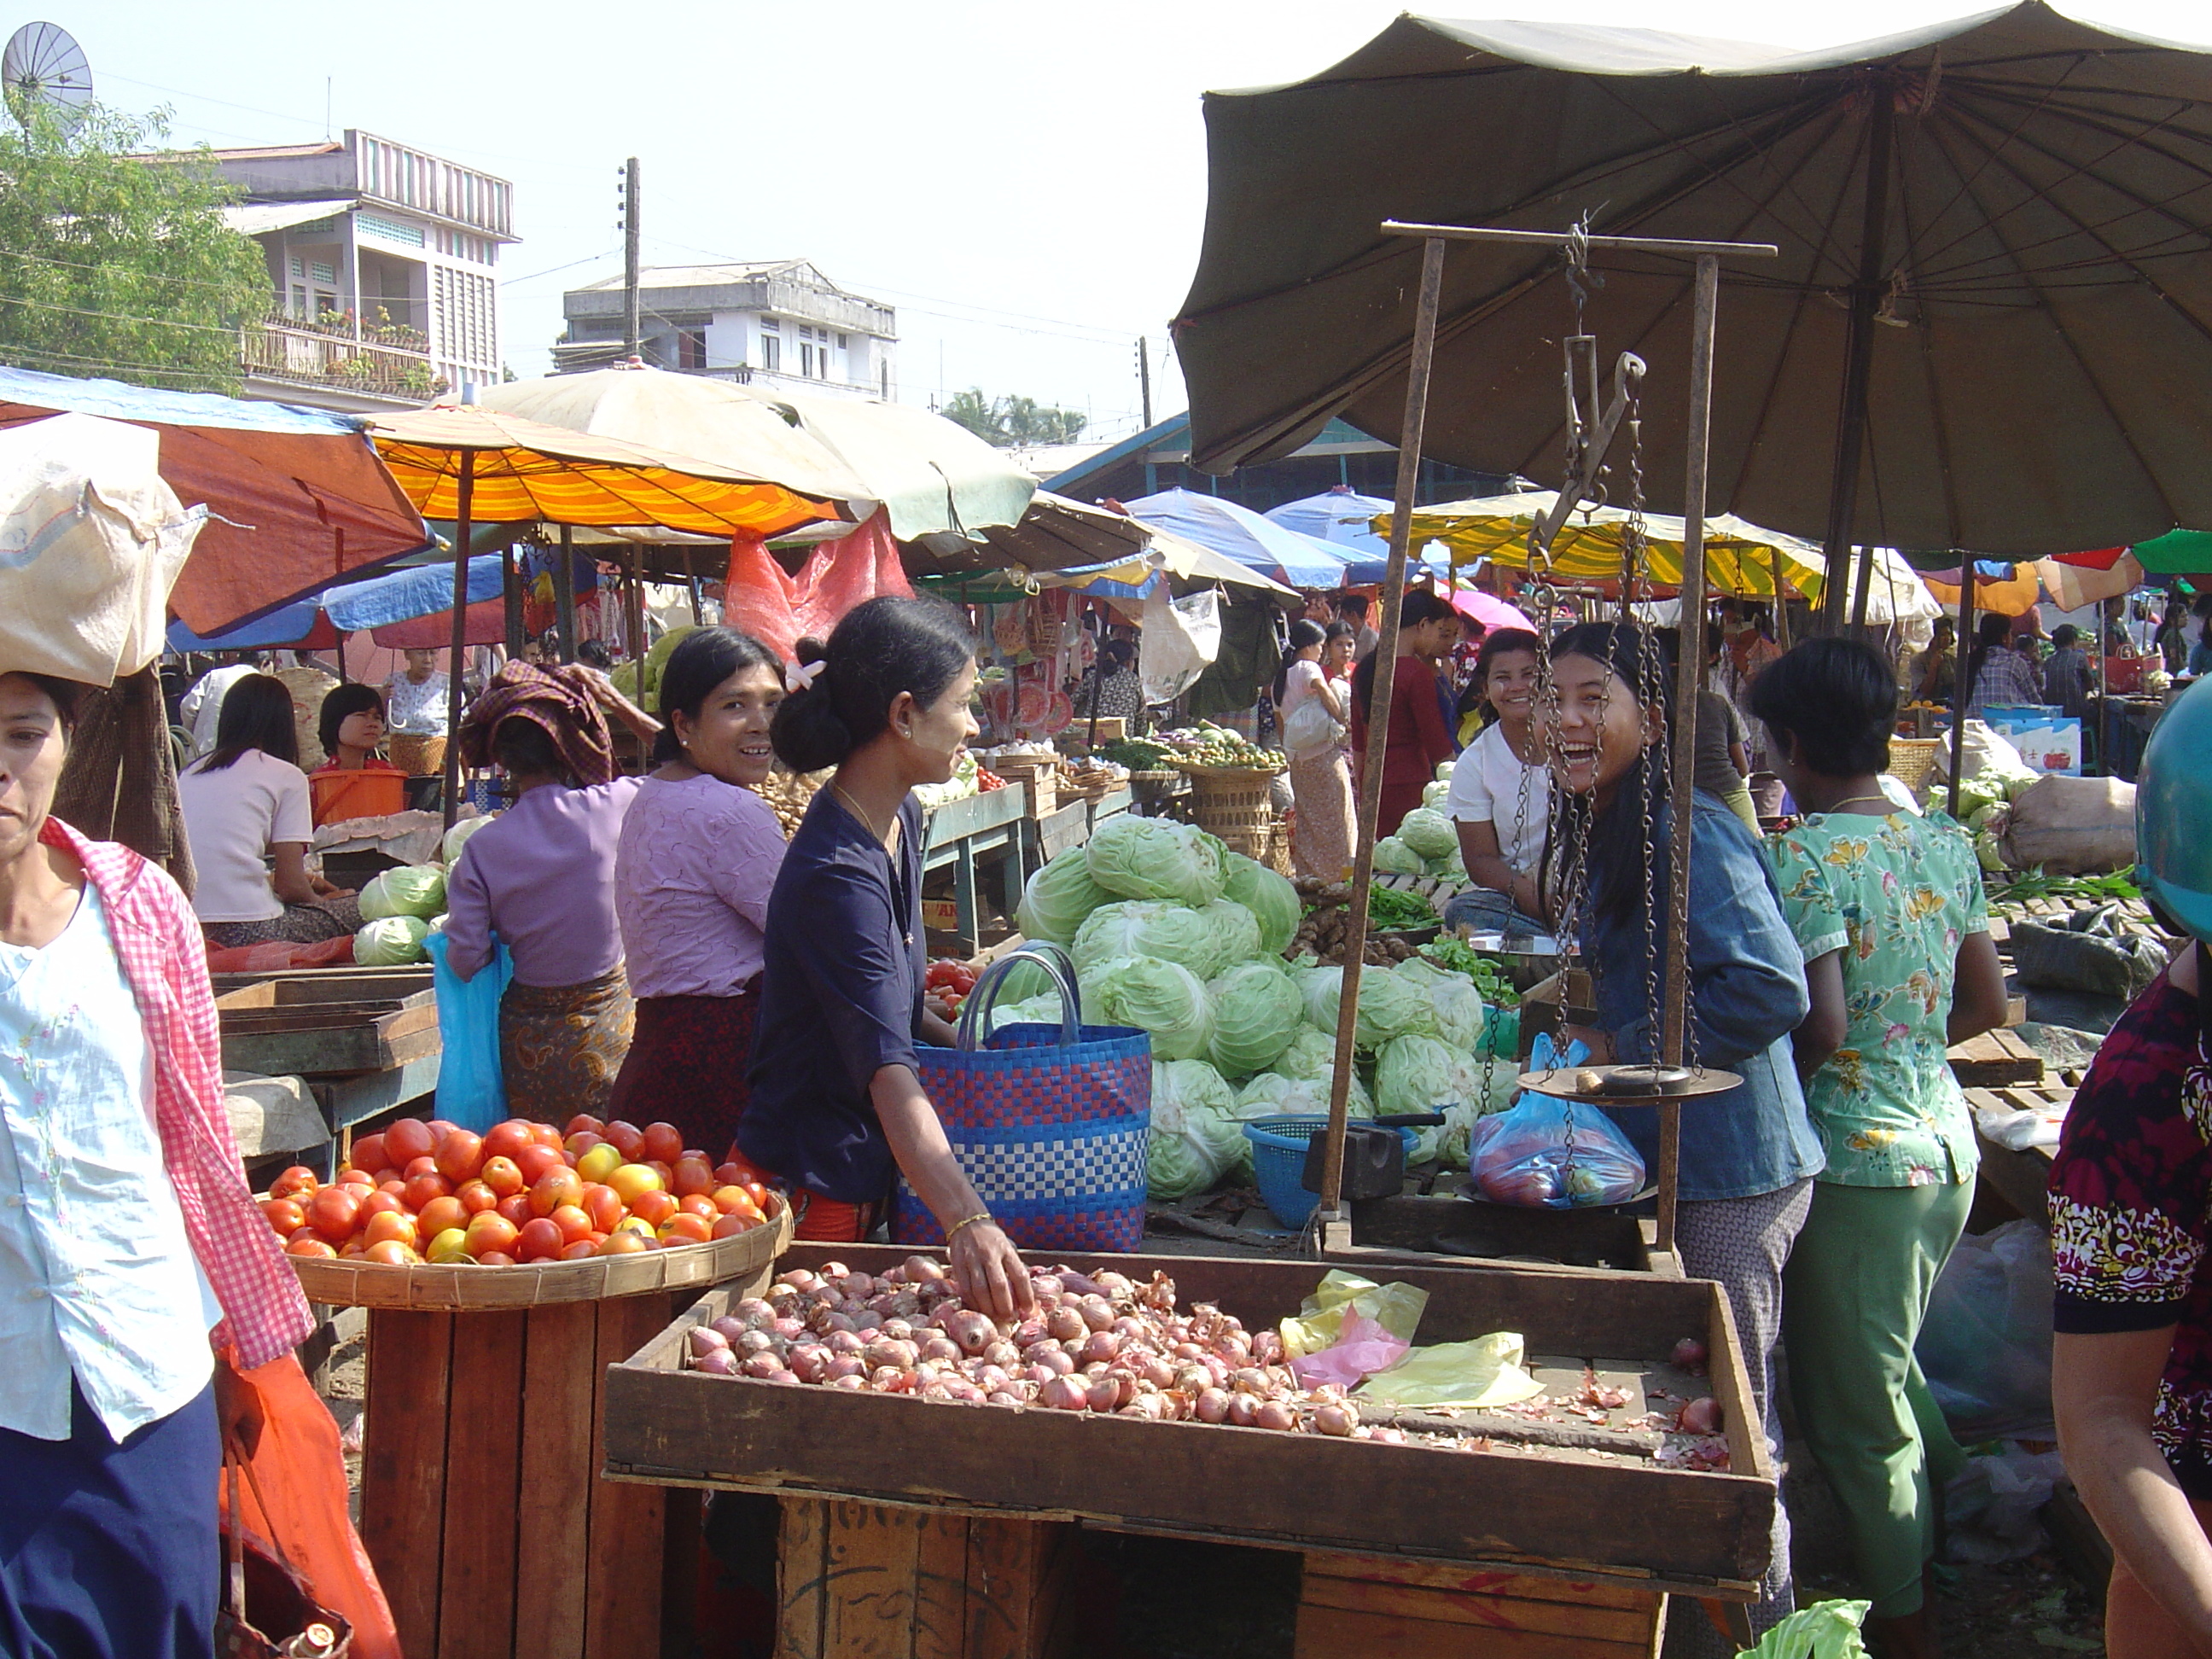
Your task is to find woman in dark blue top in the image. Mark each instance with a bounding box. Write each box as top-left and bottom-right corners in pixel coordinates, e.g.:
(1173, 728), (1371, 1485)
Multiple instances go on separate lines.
(738, 597), (1034, 1320)
(1546, 620), (1820, 1645)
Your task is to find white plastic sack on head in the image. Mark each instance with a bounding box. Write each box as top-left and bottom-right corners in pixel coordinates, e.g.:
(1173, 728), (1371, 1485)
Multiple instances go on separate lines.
(0, 413), (204, 684)
(1139, 584), (1220, 701)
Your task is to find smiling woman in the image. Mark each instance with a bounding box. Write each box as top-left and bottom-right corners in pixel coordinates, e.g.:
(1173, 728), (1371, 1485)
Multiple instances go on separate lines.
(608, 627), (791, 1155)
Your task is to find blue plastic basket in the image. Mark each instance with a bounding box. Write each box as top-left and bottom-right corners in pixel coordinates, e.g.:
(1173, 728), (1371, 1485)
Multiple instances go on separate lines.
(1241, 1115), (1419, 1230)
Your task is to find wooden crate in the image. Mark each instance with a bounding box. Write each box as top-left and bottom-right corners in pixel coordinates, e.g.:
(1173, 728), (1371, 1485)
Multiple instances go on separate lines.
(1948, 1027), (2046, 1088)
(777, 1499), (1076, 1659)
(216, 971), (438, 1076)
(1296, 1552), (1666, 1658)
(604, 1244), (1775, 1598)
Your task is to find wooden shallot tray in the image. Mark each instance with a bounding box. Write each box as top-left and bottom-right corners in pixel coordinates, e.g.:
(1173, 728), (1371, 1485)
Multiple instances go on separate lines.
(604, 1243), (1776, 1598)
(216, 969), (438, 1076)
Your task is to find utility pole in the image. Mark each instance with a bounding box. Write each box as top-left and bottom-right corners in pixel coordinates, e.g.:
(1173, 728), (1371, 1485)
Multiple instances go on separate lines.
(1136, 335), (1154, 428)
(619, 157), (642, 360)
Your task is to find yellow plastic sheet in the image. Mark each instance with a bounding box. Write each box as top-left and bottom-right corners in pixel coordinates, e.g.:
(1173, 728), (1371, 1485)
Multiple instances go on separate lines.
(1355, 1330), (1546, 1410)
(1278, 1270), (1428, 1359)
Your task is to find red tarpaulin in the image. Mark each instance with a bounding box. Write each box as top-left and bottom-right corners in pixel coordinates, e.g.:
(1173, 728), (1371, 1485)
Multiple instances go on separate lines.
(372, 598), (505, 649)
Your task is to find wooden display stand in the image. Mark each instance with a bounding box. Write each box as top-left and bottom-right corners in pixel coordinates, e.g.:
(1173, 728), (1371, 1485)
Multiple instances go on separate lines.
(1296, 1553), (1666, 1657)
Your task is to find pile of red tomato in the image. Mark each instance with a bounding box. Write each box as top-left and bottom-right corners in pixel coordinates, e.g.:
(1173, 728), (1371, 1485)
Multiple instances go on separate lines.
(924, 958), (978, 1017)
(259, 1115), (776, 1267)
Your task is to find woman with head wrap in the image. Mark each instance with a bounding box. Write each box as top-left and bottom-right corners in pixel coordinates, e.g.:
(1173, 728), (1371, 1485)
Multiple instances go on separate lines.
(443, 662), (659, 1116)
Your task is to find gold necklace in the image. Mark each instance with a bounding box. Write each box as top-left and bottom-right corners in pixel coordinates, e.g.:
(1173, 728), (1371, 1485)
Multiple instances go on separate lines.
(1820, 792), (1894, 814)
(833, 783), (889, 844)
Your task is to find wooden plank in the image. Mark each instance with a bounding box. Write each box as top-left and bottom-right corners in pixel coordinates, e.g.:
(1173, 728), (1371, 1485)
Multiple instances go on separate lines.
(516, 1301), (601, 1659)
(1300, 1574), (1655, 1641)
(438, 1309), (525, 1659)
(777, 1499), (831, 1659)
(964, 1516), (1068, 1659)
(1301, 1555), (1655, 1610)
(362, 1308), (452, 1659)
(1974, 1132), (2054, 1227)
(911, 1509), (972, 1659)
(587, 1294), (672, 1659)
(820, 1501), (926, 1659)
(1295, 1603), (1649, 1659)
(1948, 1028), (2046, 1087)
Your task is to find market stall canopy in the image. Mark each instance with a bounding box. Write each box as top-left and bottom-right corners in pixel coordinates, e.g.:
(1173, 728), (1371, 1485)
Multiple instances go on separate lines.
(1066, 523), (1298, 598)
(1266, 489), (1452, 584)
(366, 406), (837, 538)
(1121, 487), (1348, 588)
(1447, 588), (1539, 634)
(1174, 4), (2212, 556)
(165, 553), (509, 652)
(0, 366), (428, 636)
(1382, 492), (1827, 600)
(756, 387), (1036, 544)
(913, 490), (1153, 576)
(2133, 529), (2212, 575)
(474, 365), (870, 520)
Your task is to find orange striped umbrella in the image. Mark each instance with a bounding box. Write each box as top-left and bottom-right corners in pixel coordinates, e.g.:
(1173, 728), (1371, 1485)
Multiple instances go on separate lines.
(367, 405), (843, 538)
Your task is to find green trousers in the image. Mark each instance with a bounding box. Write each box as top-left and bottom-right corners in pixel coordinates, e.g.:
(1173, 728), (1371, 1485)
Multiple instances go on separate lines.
(1781, 1177), (1973, 1619)
(1716, 781), (1761, 835)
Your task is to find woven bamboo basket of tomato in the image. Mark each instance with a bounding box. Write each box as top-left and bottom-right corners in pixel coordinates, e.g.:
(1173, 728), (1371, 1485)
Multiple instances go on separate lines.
(259, 1113), (789, 1313)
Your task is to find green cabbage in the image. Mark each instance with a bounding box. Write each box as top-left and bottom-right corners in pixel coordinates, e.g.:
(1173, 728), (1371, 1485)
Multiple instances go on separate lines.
(1196, 899), (1262, 976)
(1016, 847), (1110, 944)
(1397, 807), (1458, 861)
(1376, 1034), (1468, 1117)
(1435, 760), (1457, 783)
(1301, 963), (1435, 1051)
(987, 992), (1066, 1033)
(1074, 900), (1221, 980)
(1149, 1059), (1241, 1198)
(1234, 1069), (1372, 1121)
(358, 864), (446, 921)
(1420, 969), (1487, 1051)
(1421, 779), (1450, 811)
(1372, 836), (1425, 876)
(1976, 830), (2006, 873)
(1207, 961), (1305, 1078)
(1427, 853), (1468, 882)
(1271, 1027), (1341, 1082)
(442, 814), (491, 866)
(1084, 955), (1214, 1061)
(355, 915), (429, 965)
(1221, 854), (1301, 957)
(1085, 815), (1227, 907)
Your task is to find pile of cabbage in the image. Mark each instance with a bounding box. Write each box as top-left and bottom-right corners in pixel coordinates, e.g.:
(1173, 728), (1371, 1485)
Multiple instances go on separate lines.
(349, 814), (486, 965)
(1004, 814), (1520, 1202)
(1946, 755), (2040, 874)
(1374, 762), (1469, 881)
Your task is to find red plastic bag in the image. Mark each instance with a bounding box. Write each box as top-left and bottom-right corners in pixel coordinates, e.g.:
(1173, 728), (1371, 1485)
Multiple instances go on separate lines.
(205, 935), (356, 975)
(722, 510), (915, 666)
(219, 1354), (400, 1659)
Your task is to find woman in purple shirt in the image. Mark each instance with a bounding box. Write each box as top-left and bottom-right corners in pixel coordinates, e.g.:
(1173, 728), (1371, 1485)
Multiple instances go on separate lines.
(609, 629), (789, 1157)
(445, 663), (650, 1117)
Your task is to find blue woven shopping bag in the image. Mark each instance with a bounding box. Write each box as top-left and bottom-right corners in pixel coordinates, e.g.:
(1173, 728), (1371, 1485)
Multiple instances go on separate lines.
(893, 944), (1153, 1254)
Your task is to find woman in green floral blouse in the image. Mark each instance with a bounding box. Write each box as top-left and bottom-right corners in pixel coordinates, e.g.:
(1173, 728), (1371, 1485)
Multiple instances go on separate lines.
(1751, 638), (2011, 1659)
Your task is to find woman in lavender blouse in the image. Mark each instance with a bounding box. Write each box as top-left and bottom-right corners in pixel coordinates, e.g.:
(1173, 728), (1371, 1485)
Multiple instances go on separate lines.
(609, 629), (789, 1158)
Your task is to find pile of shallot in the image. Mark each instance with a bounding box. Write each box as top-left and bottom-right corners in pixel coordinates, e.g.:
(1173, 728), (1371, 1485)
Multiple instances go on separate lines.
(683, 1254), (1400, 1440)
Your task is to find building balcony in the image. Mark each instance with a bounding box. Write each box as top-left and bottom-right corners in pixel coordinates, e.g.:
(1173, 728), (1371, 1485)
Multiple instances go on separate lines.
(242, 316), (448, 402)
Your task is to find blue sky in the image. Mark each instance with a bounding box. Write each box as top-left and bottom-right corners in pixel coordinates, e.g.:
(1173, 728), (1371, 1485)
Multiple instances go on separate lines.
(62, 0), (2212, 444)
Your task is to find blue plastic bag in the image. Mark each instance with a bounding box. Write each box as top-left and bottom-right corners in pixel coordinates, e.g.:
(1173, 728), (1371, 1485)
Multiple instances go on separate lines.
(1466, 1034), (1646, 1208)
(422, 930), (512, 1133)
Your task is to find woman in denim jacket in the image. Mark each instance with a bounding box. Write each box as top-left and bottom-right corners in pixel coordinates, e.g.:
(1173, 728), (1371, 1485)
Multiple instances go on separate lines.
(1548, 621), (1823, 1645)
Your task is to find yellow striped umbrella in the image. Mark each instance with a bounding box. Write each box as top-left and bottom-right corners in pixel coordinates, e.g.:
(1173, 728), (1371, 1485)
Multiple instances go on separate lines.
(1377, 492), (1827, 602)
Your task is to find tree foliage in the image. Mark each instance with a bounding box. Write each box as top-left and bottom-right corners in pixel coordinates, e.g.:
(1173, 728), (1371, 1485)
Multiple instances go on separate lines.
(0, 105), (271, 393)
(940, 387), (1087, 448)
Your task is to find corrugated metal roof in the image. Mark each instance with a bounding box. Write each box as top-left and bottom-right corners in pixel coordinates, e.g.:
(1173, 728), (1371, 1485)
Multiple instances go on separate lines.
(221, 198), (358, 236)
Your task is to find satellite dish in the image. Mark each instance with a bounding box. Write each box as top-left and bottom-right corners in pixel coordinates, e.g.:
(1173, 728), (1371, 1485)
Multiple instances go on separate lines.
(3, 22), (91, 132)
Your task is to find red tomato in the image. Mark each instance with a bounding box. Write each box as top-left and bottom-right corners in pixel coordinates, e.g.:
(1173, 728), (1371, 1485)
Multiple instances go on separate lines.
(710, 1186), (764, 1222)
(646, 1161), (674, 1188)
(426, 1119), (459, 1144)
(403, 1155), (439, 1180)
(549, 1203), (594, 1245)
(671, 1155), (717, 1198)
(306, 1186), (362, 1243)
(463, 1211), (520, 1259)
(559, 1239), (598, 1261)
(602, 1121), (645, 1161)
(514, 1144), (566, 1185)
(515, 1218), (565, 1262)
(454, 1179), (498, 1216)
(404, 1173), (452, 1211)
(348, 1132), (388, 1174)
(627, 1189), (678, 1228)
(287, 1235), (338, 1258)
(260, 1197), (306, 1236)
(384, 1119), (434, 1165)
(362, 1240), (414, 1266)
(370, 1169), (404, 1190)
(495, 1193), (534, 1229)
(529, 1122), (564, 1150)
(479, 1155), (525, 1197)
(363, 1210), (417, 1249)
(434, 1131), (485, 1184)
(678, 1193), (717, 1221)
(480, 1120), (535, 1164)
(529, 1167), (583, 1218)
(477, 1251), (518, 1267)
(658, 1213), (713, 1245)
(359, 1190), (406, 1220)
(564, 1114), (604, 1138)
(711, 1209), (760, 1240)
(563, 1131), (604, 1160)
(269, 1166), (319, 1202)
(580, 1184), (624, 1235)
(641, 1122), (684, 1166)
(416, 1195), (469, 1240)
(595, 1231), (649, 1255)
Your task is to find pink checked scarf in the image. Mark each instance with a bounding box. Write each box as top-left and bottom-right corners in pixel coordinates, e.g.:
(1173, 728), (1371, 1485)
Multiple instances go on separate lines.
(41, 816), (313, 1370)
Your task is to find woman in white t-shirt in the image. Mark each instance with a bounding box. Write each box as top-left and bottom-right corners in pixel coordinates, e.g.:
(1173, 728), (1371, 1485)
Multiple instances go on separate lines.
(1442, 629), (1553, 937)
(176, 675), (361, 947)
(1275, 619), (1356, 882)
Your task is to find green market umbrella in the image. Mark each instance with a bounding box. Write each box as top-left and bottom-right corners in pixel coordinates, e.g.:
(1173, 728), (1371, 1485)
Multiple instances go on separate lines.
(2133, 528), (2212, 574)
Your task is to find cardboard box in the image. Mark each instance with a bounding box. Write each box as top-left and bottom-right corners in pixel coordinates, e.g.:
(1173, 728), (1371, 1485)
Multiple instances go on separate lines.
(920, 899), (960, 933)
(1981, 706), (2083, 777)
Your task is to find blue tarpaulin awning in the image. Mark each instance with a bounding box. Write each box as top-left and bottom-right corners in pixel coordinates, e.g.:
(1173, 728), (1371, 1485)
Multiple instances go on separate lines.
(166, 555), (506, 652)
(1121, 488), (1347, 589)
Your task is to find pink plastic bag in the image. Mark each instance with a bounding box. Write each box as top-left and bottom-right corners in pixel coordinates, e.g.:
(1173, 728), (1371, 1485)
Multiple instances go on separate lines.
(1289, 1311), (1410, 1389)
(720, 510), (916, 666)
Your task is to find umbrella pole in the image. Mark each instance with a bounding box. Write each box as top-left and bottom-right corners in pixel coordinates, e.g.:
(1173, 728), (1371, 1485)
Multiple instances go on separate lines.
(625, 544), (649, 765)
(1819, 96), (1894, 634)
(683, 545), (703, 626)
(442, 452), (474, 831)
(1948, 574), (1975, 819)
(1657, 254), (1721, 1264)
(1850, 541), (1879, 634)
(502, 539), (525, 657)
(555, 526), (578, 664)
(1317, 235), (1447, 1234)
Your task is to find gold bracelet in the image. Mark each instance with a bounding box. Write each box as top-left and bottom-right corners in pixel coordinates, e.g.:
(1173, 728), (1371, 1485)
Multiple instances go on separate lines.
(945, 1212), (994, 1243)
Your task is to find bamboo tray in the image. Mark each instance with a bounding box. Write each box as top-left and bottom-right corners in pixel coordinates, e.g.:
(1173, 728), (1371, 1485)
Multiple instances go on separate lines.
(288, 1199), (791, 1311)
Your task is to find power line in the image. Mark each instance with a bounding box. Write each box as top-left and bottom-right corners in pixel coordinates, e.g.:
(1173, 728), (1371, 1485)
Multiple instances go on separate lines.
(1, 247), (273, 294)
(0, 291), (243, 334)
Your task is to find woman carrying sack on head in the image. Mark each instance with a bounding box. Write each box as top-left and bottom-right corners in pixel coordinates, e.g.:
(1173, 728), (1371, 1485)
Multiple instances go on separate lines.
(1275, 619), (1354, 882)
(734, 598), (1035, 1322)
(0, 669), (399, 1658)
(444, 661), (658, 1119)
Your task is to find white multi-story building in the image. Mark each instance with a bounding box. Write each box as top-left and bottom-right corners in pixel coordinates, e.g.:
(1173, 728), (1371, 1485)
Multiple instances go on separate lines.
(556, 261), (894, 401)
(207, 131), (515, 412)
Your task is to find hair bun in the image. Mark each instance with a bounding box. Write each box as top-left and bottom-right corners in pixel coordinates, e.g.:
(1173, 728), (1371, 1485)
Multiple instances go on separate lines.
(795, 637), (830, 667)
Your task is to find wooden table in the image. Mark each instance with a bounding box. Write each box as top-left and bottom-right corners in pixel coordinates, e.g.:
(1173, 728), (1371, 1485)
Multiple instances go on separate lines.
(605, 1243), (1773, 1657)
(923, 786), (1033, 955)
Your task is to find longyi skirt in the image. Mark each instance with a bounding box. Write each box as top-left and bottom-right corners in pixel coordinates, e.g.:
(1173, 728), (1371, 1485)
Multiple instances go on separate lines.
(499, 967), (634, 1121)
(0, 1380), (219, 1659)
(608, 980), (761, 1160)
